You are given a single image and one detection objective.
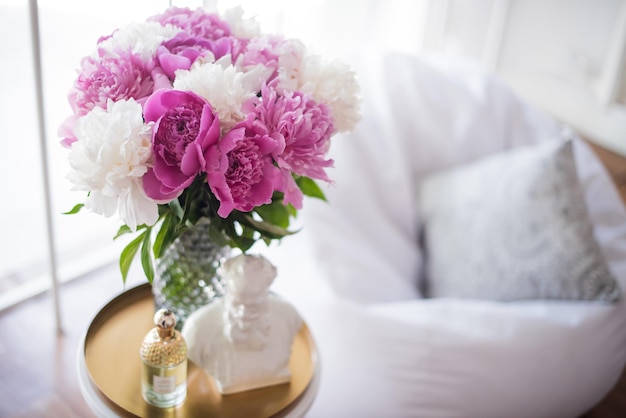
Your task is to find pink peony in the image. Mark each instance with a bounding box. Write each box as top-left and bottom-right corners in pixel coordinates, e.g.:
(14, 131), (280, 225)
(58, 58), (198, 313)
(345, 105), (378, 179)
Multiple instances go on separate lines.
(142, 89), (221, 202)
(236, 35), (284, 82)
(206, 114), (281, 218)
(58, 115), (79, 148)
(68, 48), (155, 117)
(255, 85), (335, 208)
(149, 7), (231, 41)
(155, 32), (235, 80)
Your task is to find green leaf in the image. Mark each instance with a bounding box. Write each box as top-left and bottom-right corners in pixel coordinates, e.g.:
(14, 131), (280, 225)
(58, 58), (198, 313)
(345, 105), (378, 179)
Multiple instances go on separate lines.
(296, 177), (327, 201)
(169, 198), (185, 220)
(62, 203), (84, 215)
(157, 206), (169, 218)
(119, 232), (146, 285)
(113, 225), (132, 240)
(255, 201), (291, 228)
(141, 229), (154, 284)
(217, 220), (248, 252)
(286, 203), (297, 217)
(224, 221), (255, 251)
(206, 221), (231, 247)
(153, 214), (174, 259)
(238, 213), (296, 239)
(232, 234), (256, 252)
(242, 224), (257, 239)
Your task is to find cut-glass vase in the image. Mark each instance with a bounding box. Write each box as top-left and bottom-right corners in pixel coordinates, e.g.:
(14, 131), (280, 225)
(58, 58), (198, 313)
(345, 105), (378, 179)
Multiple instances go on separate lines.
(152, 220), (231, 330)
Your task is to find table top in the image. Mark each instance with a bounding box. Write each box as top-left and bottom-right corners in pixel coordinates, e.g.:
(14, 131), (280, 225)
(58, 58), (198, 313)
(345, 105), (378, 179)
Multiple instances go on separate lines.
(77, 283), (320, 418)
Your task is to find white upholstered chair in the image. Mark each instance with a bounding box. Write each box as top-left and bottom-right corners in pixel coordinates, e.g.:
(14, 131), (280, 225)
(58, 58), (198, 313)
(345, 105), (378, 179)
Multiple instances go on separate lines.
(266, 52), (626, 418)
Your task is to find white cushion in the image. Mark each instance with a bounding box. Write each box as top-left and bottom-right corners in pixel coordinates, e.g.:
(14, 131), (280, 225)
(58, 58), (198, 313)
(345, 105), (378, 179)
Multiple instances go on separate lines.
(573, 137), (626, 291)
(419, 138), (620, 301)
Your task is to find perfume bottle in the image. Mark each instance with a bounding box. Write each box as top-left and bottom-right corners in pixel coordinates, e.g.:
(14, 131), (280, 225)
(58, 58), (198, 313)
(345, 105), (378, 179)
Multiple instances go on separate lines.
(140, 309), (188, 408)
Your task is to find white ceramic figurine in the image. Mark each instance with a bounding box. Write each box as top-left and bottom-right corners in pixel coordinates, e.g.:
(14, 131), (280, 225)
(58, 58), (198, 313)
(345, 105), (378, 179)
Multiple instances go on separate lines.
(182, 254), (302, 394)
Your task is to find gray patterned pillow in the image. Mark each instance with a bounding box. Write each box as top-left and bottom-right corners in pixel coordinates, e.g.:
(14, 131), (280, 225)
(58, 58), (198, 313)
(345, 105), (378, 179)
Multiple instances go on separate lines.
(419, 139), (620, 301)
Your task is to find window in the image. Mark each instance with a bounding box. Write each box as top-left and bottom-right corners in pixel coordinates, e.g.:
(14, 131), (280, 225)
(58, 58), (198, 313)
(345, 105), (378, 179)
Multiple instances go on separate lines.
(0, 0), (171, 310)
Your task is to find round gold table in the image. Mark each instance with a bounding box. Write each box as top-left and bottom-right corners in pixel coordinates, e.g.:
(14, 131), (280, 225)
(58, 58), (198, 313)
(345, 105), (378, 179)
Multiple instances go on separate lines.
(77, 283), (320, 417)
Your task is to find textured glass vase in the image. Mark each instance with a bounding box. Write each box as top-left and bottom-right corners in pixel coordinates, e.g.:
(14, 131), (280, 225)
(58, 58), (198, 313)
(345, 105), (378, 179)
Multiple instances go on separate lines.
(152, 221), (231, 330)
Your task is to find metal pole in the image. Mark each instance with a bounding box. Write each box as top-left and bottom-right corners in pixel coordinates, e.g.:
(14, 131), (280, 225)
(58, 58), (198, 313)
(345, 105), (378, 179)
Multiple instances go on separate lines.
(28, 0), (63, 334)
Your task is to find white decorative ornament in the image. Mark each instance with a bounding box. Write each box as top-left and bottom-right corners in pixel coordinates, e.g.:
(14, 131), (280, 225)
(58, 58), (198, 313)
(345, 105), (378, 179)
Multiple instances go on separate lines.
(182, 254), (302, 394)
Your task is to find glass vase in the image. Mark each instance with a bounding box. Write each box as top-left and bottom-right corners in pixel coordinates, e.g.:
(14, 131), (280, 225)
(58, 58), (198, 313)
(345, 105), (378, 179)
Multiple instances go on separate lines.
(152, 220), (231, 330)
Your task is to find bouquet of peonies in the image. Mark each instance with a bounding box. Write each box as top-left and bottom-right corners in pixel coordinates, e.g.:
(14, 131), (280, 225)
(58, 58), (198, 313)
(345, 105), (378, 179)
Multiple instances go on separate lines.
(61, 6), (360, 282)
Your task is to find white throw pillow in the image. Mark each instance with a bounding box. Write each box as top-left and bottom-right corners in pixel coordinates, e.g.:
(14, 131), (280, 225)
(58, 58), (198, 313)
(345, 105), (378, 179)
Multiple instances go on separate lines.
(573, 136), (626, 290)
(419, 138), (620, 301)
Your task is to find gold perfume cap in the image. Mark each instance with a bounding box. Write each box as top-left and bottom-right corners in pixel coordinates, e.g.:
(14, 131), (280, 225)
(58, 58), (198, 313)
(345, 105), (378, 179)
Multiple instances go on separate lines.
(154, 309), (176, 339)
(140, 309), (187, 367)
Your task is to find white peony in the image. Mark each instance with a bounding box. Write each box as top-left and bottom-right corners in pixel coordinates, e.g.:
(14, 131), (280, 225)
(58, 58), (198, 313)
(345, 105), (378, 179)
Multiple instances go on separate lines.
(279, 51), (361, 133)
(173, 58), (272, 131)
(68, 99), (158, 231)
(276, 39), (306, 92)
(98, 21), (181, 60)
(222, 6), (262, 39)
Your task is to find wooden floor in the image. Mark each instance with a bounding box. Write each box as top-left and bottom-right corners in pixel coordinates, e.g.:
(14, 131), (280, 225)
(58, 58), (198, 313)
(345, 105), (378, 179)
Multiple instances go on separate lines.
(0, 264), (143, 418)
(1, 264), (626, 418)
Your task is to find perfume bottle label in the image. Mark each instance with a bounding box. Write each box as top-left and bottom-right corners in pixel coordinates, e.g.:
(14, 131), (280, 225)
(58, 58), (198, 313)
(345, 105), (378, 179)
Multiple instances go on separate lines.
(142, 362), (188, 391)
(153, 375), (176, 394)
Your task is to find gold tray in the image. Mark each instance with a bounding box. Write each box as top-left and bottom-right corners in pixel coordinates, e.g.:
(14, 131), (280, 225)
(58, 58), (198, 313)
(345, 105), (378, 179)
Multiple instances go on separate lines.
(83, 283), (317, 417)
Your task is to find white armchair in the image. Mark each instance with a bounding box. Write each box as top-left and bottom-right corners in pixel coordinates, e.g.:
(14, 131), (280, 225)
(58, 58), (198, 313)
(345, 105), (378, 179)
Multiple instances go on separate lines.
(268, 52), (626, 418)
